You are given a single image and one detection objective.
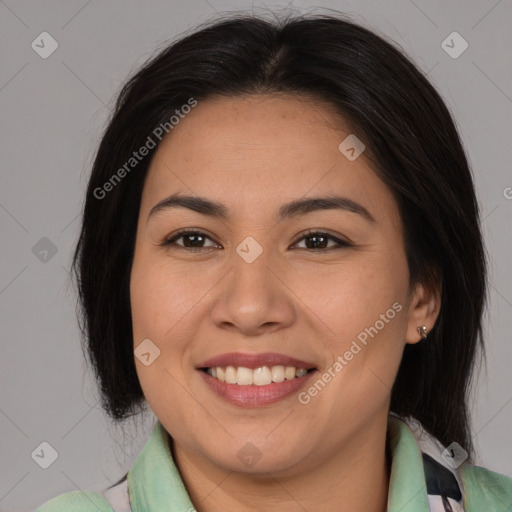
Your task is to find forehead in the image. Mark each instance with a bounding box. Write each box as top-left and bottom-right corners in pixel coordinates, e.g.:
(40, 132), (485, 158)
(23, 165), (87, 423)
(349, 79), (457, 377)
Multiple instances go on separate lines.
(152, 93), (358, 165)
(141, 94), (399, 227)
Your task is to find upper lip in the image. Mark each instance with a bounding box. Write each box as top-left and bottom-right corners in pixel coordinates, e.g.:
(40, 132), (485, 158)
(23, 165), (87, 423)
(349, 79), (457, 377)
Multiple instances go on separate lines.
(197, 352), (317, 370)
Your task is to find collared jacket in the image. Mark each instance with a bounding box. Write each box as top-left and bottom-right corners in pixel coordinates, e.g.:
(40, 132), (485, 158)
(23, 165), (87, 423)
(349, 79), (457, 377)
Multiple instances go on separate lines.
(35, 414), (512, 511)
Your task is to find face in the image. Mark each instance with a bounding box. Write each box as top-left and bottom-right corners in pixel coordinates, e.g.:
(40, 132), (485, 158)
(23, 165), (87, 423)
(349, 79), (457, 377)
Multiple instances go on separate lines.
(130, 94), (437, 476)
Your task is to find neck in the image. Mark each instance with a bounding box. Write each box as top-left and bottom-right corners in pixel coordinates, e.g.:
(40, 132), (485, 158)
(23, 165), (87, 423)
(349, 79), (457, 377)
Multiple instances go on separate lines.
(170, 412), (391, 512)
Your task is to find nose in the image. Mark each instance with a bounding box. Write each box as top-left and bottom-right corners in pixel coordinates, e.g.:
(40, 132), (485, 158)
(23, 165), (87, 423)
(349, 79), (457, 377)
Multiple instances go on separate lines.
(209, 245), (296, 337)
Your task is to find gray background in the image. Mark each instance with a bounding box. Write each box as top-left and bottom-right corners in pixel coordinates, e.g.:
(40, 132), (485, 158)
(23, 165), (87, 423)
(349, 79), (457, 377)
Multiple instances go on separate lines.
(1, 0), (511, 510)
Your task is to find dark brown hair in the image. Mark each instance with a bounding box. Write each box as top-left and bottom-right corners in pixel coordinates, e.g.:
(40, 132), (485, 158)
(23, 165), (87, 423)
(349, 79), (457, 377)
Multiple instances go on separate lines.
(72, 10), (486, 459)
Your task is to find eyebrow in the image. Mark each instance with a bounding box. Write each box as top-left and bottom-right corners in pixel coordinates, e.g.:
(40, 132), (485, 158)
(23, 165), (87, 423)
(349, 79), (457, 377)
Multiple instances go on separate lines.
(147, 193), (376, 223)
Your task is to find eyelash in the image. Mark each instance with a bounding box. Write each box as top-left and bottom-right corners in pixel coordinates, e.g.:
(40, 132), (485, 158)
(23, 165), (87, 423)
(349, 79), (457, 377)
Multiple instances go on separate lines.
(159, 229), (352, 253)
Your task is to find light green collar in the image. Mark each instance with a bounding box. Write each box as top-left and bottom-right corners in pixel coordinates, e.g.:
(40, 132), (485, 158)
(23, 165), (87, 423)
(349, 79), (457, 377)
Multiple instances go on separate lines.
(128, 421), (195, 511)
(127, 416), (431, 511)
(386, 415), (430, 512)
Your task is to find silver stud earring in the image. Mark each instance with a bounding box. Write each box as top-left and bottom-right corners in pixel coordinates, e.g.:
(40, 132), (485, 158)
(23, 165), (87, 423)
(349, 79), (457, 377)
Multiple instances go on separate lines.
(417, 326), (428, 340)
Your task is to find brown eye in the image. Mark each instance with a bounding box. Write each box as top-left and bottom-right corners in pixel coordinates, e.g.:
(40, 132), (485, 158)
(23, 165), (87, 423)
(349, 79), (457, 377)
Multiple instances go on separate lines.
(160, 229), (351, 252)
(292, 230), (352, 251)
(161, 230), (219, 251)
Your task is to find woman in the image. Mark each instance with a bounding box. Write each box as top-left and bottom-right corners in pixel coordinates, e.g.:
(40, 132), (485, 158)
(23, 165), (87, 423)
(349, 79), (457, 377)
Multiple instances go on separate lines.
(36, 10), (512, 512)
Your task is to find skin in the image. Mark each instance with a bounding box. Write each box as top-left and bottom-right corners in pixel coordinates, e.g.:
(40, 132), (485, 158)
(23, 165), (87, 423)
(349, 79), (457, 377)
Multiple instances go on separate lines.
(130, 93), (441, 512)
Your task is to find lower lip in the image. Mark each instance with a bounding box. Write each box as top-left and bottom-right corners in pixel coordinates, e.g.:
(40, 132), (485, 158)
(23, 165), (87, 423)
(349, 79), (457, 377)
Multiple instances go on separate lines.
(199, 370), (316, 407)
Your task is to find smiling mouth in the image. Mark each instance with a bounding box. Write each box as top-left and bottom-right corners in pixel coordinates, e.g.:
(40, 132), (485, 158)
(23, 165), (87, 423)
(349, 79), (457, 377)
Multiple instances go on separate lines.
(201, 365), (316, 386)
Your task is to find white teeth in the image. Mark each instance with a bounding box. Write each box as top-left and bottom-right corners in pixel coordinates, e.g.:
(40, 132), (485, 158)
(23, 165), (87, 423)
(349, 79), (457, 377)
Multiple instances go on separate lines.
(285, 366), (296, 380)
(225, 365), (237, 384)
(236, 366), (253, 385)
(271, 365), (285, 383)
(206, 365), (311, 385)
(253, 366), (272, 386)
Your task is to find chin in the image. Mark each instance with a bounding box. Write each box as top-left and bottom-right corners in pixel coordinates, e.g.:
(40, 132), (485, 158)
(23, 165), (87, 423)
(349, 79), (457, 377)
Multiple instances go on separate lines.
(197, 436), (309, 475)
(218, 452), (305, 475)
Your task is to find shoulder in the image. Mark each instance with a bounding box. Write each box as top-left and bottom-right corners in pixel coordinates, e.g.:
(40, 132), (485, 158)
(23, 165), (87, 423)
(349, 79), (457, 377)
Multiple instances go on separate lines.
(35, 490), (114, 512)
(461, 463), (512, 511)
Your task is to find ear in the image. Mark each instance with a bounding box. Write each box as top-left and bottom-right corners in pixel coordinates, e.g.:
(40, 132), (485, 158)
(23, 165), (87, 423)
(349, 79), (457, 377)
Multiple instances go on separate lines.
(405, 280), (441, 344)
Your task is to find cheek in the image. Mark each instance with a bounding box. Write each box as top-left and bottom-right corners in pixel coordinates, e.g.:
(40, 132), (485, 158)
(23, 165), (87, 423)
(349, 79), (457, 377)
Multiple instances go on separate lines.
(130, 253), (205, 343)
(130, 256), (189, 407)
(302, 257), (408, 342)
(305, 254), (410, 397)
